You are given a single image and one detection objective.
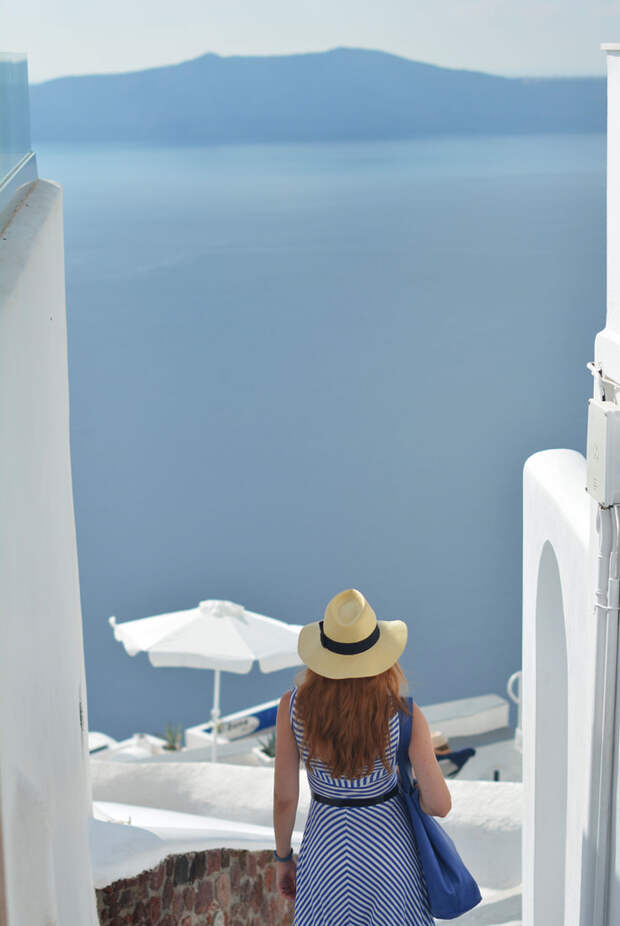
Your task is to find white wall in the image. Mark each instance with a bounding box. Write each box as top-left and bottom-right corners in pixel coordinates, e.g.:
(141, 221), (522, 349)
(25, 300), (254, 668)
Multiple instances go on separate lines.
(0, 179), (98, 924)
(522, 449), (592, 926)
(522, 47), (620, 926)
(90, 758), (522, 890)
(592, 46), (620, 924)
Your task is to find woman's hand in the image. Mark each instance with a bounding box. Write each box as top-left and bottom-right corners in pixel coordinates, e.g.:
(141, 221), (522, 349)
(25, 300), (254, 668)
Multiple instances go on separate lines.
(276, 859), (297, 899)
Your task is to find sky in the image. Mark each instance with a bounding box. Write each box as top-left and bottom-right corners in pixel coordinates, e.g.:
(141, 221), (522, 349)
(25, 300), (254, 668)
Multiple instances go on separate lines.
(2, 0), (620, 84)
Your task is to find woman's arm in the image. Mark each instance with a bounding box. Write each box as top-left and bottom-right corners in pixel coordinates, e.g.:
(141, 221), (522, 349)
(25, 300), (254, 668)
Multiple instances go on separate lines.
(273, 690), (300, 857)
(409, 702), (452, 817)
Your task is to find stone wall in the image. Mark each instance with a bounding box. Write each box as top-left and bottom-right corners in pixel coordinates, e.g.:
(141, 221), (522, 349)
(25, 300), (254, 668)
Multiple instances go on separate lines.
(95, 848), (295, 925)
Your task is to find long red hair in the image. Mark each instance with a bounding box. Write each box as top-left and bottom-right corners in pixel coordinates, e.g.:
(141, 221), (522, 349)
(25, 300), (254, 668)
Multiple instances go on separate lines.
(294, 661), (413, 779)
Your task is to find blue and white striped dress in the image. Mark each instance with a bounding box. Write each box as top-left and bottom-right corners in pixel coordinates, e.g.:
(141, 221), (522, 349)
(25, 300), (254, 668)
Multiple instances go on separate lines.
(288, 683), (435, 925)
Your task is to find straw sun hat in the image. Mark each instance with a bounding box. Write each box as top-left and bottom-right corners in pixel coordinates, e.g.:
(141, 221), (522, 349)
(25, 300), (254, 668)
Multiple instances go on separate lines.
(297, 589), (408, 679)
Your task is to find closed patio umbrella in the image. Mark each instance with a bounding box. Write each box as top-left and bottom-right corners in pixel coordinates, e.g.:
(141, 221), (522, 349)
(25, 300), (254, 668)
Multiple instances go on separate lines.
(109, 599), (304, 762)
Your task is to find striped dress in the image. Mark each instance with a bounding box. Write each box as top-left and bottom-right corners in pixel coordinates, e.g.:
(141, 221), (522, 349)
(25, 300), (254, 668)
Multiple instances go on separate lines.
(288, 683), (435, 926)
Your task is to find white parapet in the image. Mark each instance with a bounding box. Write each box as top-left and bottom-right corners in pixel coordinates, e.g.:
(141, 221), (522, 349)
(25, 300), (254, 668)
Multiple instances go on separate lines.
(90, 759), (522, 894)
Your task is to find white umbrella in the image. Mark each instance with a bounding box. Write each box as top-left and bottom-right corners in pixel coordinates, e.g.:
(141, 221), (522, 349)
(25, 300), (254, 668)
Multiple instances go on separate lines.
(109, 599), (304, 762)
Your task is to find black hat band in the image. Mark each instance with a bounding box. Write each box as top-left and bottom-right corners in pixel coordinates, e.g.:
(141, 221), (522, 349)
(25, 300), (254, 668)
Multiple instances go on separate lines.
(319, 620), (380, 655)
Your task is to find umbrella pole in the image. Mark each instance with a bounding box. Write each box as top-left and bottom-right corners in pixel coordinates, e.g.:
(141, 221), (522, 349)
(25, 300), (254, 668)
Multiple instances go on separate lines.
(211, 669), (221, 763)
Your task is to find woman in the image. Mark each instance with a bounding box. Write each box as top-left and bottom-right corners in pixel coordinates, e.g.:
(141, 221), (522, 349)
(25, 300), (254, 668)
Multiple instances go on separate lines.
(272, 588), (451, 925)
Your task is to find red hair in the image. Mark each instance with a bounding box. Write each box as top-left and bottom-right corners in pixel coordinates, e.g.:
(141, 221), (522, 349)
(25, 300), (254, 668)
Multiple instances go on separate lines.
(294, 661), (413, 779)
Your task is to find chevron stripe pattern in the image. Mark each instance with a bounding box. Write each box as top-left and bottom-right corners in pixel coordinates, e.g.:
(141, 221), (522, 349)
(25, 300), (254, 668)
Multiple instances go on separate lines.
(289, 684), (435, 925)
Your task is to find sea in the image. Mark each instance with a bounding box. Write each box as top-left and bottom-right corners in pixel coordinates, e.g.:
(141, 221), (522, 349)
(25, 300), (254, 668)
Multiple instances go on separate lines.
(35, 133), (605, 741)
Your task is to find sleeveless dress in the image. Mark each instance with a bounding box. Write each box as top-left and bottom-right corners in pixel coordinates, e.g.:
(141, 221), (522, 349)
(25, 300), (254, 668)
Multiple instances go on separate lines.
(288, 684), (435, 926)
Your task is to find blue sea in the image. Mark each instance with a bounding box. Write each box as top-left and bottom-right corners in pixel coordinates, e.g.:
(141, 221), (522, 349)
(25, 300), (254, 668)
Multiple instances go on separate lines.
(35, 134), (605, 741)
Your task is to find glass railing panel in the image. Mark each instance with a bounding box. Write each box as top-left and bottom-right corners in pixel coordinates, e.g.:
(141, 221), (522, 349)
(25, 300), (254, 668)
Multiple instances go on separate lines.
(0, 52), (37, 213)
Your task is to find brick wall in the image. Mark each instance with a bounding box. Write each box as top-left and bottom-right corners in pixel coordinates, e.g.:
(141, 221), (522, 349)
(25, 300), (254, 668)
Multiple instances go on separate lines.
(95, 848), (295, 925)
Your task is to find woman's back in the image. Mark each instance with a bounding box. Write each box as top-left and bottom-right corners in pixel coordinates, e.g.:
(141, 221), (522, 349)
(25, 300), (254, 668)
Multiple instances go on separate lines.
(289, 683), (400, 798)
(288, 683), (436, 925)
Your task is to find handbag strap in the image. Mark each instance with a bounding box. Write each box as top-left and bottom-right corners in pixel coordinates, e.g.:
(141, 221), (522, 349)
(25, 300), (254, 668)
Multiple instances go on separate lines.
(396, 695), (416, 794)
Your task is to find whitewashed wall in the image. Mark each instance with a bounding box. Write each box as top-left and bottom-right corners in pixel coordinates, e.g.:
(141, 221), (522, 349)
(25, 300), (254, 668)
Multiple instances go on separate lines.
(522, 449), (593, 926)
(521, 46), (620, 926)
(0, 179), (98, 924)
(592, 46), (620, 926)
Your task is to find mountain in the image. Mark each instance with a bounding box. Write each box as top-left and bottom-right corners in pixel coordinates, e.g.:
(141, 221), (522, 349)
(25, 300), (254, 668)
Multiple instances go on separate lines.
(29, 47), (605, 144)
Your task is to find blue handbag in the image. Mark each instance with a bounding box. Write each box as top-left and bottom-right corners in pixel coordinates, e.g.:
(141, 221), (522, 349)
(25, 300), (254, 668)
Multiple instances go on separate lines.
(397, 696), (482, 920)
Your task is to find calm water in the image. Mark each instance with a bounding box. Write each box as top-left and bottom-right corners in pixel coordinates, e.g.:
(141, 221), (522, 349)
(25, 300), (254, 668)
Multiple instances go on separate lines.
(36, 134), (605, 740)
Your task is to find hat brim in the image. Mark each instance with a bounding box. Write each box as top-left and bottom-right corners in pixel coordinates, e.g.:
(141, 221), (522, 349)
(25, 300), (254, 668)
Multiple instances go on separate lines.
(297, 619), (407, 679)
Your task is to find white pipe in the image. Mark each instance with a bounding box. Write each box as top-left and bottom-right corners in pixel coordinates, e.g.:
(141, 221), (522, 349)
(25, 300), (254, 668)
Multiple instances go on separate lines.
(596, 506), (614, 609)
(591, 503), (617, 926)
(604, 48), (620, 335)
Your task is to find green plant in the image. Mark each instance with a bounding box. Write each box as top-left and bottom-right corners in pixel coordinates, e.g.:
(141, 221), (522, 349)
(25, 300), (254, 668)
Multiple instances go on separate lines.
(162, 722), (183, 750)
(257, 729), (277, 757)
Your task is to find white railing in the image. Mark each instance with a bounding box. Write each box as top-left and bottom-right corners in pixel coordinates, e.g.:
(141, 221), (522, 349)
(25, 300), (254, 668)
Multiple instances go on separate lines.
(506, 669), (522, 753)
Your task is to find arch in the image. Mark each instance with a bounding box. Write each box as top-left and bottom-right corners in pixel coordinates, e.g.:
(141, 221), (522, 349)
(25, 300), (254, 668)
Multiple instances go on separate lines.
(533, 540), (569, 925)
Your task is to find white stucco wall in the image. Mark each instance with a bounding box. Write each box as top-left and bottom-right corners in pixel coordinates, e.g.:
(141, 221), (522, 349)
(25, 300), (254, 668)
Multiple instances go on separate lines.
(90, 759), (522, 892)
(0, 180), (98, 924)
(591, 47), (620, 925)
(522, 449), (593, 926)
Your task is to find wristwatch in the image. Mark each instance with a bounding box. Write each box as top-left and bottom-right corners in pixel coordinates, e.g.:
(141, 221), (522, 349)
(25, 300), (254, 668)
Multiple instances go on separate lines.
(273, 847), (294, 862)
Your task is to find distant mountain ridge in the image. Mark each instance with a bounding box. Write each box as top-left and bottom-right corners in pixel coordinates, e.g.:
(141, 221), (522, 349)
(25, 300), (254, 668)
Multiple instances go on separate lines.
(29, 47), (605, 144)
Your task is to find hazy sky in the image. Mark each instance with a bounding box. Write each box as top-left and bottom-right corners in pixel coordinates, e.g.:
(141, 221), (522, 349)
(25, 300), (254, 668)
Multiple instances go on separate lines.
(3, 0), (620, 84)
